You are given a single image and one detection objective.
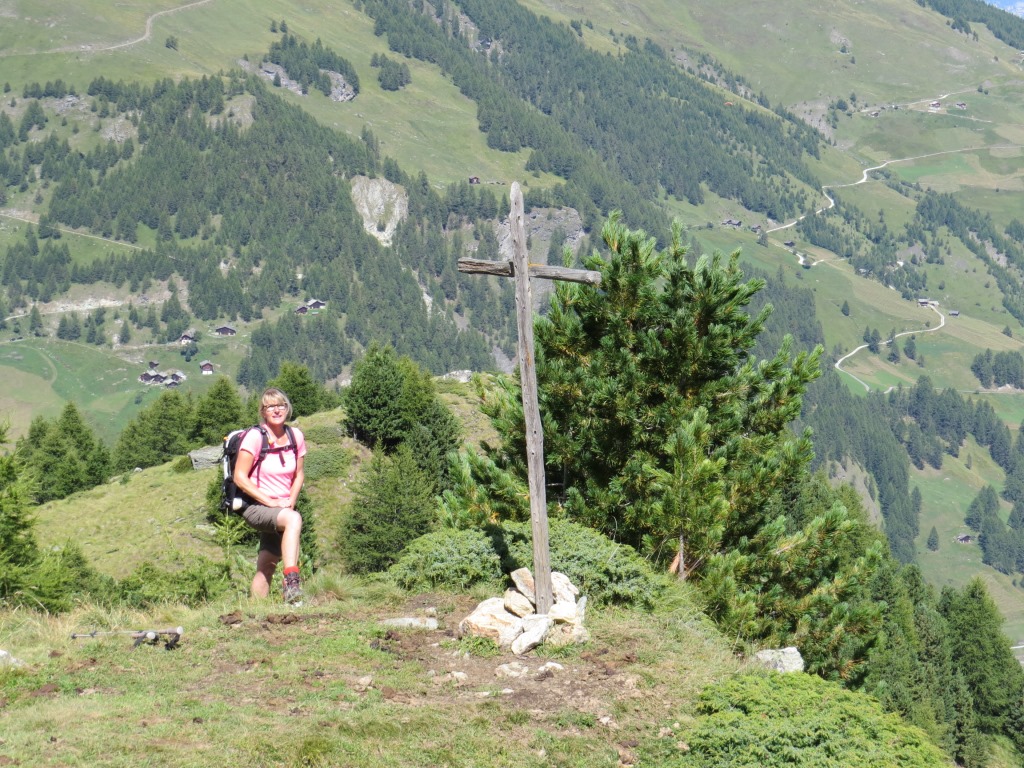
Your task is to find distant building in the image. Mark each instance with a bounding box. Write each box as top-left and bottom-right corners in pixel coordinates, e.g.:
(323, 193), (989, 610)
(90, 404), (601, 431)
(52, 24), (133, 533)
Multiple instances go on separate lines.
(148, 361), (160, 369)
(468, 176), (480, 184)
(199, 361), (214, 375)
(214, 325), (236, 336)
(949, 310), (960, 317)
(179, 331), (197, 345)
(294, 305), (309, 315)
(956, 534), (973, 544)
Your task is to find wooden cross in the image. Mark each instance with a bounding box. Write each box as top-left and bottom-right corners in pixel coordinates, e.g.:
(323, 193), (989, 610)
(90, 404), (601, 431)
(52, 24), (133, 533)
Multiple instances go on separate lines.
(458, 182), (601, 615)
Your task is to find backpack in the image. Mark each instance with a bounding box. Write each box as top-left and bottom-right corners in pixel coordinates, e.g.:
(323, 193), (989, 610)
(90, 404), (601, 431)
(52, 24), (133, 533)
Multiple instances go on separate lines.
(220, 424), (298, 513)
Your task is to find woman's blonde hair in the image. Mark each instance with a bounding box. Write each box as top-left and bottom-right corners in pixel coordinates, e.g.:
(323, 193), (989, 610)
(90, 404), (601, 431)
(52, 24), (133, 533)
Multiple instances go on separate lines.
(260, 387), (293, 420)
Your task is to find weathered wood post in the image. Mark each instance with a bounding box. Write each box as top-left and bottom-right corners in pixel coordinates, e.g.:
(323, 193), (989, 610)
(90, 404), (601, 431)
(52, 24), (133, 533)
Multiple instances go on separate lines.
(458, 182), (601, 615)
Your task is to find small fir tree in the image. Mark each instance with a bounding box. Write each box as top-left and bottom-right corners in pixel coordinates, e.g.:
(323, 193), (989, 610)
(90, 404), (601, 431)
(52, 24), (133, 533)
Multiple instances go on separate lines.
(338, 447), (435, 573)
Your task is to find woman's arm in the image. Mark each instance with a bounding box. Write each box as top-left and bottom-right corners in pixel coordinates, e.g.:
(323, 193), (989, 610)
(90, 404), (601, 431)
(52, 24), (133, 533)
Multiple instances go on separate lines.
(287, 456), (305, 510)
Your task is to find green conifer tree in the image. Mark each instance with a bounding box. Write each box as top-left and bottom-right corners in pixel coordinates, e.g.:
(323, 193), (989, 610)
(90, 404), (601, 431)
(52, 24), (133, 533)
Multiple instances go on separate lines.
(191, 376), (245, 446)
(338, 446), (435, 573)
(443, 215), (884, 674)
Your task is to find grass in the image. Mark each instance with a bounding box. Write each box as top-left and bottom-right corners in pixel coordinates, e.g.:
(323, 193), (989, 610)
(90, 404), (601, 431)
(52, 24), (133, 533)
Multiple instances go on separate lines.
(912, 435), (1024, 648)
(0, 576), (744, 767)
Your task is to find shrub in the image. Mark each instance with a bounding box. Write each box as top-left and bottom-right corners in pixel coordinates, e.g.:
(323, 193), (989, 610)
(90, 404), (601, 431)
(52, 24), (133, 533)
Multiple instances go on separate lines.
(302, 424), (347, 445)
(303, 445), (351, 482)
(496, 519), (664, 608)
(641, 673), (948, 767)
(171, 455), (193, 474)
(115, 559), (233, 608)
(388, 528), (502, 591)
(0, 542), (112, 613)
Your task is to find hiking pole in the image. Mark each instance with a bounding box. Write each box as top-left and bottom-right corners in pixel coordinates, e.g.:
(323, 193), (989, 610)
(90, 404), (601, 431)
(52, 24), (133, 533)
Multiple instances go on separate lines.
(70, 626), (184, 650)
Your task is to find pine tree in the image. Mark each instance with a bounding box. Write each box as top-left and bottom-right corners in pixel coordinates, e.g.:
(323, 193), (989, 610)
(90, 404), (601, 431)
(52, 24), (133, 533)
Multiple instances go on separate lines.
(29, 305), (43, 336)
(443, 215), (883, 674)
(190, 376), (245, 447)
(113, 391), (193, 472)
(338, 446), (435, 573)
(940, 578), (1024, 735)
(927, 526), (939, 551)
(266, 361), (329, 418)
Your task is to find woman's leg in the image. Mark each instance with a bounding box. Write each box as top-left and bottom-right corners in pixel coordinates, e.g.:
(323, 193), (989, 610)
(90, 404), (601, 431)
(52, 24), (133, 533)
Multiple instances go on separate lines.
(252, 548), (280, 598)
(277, 508), (303, 570)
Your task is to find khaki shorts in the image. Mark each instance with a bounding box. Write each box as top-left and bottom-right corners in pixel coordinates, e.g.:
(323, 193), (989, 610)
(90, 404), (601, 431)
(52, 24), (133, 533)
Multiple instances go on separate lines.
(241, 504), (284, 559)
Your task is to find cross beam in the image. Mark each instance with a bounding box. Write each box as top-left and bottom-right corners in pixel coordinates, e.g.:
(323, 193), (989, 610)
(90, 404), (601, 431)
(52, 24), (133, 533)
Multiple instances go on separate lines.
(458, 182), (601, 615)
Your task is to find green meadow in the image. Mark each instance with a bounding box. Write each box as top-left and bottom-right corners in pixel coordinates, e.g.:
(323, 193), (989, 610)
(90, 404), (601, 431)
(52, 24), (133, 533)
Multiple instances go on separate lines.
(912, 436), (1024, 647)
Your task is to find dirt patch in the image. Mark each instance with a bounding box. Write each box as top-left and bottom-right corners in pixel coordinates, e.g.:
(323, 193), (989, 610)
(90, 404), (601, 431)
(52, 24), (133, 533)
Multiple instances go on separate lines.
(215, 595), (647, 722)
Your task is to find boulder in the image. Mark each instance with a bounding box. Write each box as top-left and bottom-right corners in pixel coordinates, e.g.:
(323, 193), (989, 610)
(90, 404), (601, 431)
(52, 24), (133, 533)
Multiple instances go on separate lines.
(188, 446), (222, 471)
(510, 568), (536, 603)
(511, 614), (552, 656)
(547, 601), (578, 624)
(754, 647), (805, 674)
(503, 588), (535, 618)
(551, 571), (579, 604)
(547, 622), (591, 647)
(459, 597), (523, 648)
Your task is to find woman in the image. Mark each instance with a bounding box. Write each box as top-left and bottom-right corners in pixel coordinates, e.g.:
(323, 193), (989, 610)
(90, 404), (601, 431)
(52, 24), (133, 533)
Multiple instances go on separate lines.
(233, 387), (307, 604)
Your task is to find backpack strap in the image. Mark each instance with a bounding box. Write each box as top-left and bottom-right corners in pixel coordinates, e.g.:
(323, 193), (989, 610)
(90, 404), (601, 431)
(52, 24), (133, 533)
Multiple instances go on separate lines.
(253, 424), (299, 485)
(249, 425), (272, 486)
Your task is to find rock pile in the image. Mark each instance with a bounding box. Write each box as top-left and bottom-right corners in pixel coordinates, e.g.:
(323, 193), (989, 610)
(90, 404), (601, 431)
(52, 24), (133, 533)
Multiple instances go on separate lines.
(458, 568), (589, 655)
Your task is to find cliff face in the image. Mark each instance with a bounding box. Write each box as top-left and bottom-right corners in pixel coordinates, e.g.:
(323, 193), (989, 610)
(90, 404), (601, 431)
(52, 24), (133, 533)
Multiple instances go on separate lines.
(350, 175), (409, 247)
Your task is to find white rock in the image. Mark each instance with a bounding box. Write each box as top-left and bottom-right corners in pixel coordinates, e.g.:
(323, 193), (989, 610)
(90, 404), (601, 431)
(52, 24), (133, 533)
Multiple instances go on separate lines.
(459, 597), (524, 648)
(551, 571), (579, 603)
(355, 676), (373, 691)
(510, 568), (536, 603)
(503, 588), (535, 618)
(511, 614), (553, 656)
(547, 601), (578, 624)
(538, 661), (564, 674)
(546, 622), (591, 647)
(496, 661), (529, 679)
(754, 647), (805, 673)
(0, 649), (24, 668)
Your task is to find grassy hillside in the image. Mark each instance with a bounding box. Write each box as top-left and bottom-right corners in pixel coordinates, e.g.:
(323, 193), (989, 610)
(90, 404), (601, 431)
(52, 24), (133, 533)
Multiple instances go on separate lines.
(4, 0), (1024, 664)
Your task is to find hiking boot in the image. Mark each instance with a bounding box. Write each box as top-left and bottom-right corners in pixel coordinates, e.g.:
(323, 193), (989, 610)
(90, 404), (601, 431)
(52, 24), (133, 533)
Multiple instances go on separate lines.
(283, 572), (303, 606)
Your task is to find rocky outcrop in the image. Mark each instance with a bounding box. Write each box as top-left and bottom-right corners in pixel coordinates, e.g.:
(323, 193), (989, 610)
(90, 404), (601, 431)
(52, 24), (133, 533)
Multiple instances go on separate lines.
(350, 175), (408, 247)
